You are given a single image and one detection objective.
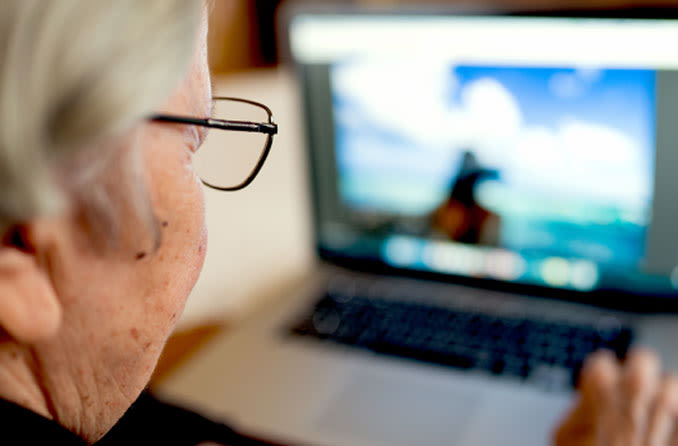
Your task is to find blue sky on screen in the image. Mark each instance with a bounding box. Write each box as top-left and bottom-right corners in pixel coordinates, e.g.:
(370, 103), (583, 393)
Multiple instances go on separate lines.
(331, 59), (656, 220)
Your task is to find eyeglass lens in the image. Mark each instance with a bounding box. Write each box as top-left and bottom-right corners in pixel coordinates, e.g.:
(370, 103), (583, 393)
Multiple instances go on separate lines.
(193, 99), (271, 190)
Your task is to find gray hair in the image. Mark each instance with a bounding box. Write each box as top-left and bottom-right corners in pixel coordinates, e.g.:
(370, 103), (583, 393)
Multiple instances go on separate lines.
(0, 0), (202, 247)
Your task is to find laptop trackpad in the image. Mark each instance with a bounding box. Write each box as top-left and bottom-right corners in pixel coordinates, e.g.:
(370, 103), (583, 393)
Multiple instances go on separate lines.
(313, 368), (480, 446)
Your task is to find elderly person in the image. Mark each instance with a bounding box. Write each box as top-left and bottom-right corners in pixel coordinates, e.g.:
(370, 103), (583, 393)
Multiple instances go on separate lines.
(0, 1), (676, 445)
(0, 1), (276, 445)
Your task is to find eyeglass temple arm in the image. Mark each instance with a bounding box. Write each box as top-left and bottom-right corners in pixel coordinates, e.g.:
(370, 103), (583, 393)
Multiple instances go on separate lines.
(150, 115), (278, 135)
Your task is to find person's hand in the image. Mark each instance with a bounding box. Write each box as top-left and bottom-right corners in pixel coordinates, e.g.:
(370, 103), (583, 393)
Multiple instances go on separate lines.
(554, 349), (678, 446)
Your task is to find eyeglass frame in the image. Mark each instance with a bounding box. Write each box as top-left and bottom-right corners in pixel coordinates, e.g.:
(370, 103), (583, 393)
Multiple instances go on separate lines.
(149, 96), (278, 191)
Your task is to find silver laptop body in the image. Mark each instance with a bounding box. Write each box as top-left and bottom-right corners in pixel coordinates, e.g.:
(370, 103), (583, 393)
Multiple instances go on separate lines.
(161, 7), (678, 446)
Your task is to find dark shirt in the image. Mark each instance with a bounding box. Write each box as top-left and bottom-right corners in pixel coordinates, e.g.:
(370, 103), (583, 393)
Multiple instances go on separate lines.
(0, 397), (87, 446)
(1, 392), (288, 446)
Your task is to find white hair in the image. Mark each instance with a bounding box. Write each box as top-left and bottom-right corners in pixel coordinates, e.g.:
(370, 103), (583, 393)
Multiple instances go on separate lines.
(0, 0), (202, 245)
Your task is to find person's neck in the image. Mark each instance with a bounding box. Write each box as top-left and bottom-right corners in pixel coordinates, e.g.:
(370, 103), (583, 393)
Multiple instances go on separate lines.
(0, 339), (53, 420)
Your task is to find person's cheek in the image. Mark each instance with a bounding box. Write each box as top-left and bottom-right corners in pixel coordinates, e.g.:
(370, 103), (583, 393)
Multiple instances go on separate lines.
(177, 147), (207, 294)
(145, 130), (207, 288)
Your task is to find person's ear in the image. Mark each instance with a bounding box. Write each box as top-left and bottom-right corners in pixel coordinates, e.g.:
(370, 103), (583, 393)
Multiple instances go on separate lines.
(0, 225), (62, 343)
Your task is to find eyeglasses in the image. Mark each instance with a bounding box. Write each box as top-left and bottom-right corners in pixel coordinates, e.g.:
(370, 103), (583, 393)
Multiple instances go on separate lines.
(150, 97), (278, 191)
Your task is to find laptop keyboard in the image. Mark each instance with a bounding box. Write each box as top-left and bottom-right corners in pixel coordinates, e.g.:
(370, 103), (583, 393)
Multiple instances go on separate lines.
(290, 290), (633, 390)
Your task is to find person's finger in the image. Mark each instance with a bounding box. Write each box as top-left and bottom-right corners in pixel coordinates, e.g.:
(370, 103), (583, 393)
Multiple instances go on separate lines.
(647, 374), (678, 446)
(620, 349), (662, 438)
(622, 349), (661, 406)
(579, 350), (620, 411)
(553, 350), (621, 446)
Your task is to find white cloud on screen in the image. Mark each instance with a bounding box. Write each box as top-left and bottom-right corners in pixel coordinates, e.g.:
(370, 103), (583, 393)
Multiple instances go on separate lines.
(548, 68), (603, 99)
(332, 60), (650, 209)
(507, 120), (648, 208)
(332, 57), (462, 147)
(458, 78), (522, 166)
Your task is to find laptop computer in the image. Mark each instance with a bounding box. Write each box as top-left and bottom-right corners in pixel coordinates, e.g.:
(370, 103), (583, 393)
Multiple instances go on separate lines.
(162, 6), (678, 446)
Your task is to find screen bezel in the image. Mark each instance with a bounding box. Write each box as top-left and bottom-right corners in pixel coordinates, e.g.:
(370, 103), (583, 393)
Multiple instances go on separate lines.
(280, 4), (678, 313)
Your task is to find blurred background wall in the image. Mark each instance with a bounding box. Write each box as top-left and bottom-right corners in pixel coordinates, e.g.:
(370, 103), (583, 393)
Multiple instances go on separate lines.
(208, 0), (678, 75)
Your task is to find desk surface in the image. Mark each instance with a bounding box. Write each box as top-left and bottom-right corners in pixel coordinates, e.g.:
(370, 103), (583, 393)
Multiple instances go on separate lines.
(179, 68), (314, 328)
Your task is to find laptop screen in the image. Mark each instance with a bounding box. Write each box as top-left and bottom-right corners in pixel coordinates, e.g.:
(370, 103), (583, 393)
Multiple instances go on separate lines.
(289, 12), (678, 298)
